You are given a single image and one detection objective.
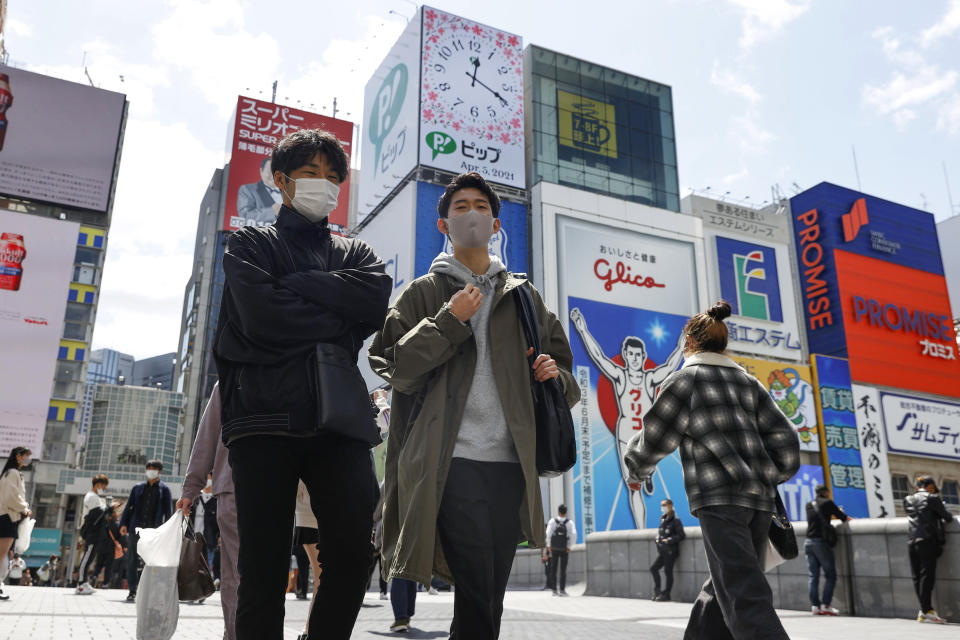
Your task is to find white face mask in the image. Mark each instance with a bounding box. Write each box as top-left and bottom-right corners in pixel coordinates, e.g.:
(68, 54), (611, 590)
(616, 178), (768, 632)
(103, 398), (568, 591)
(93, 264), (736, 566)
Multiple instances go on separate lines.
(96, 488), (105, 496)
(284, 175), (340, 222)
(145, 469), (159, 480)
(661, 506), (670, 515)
(20, 456), (31, 467)
(445, 209), (495, 249)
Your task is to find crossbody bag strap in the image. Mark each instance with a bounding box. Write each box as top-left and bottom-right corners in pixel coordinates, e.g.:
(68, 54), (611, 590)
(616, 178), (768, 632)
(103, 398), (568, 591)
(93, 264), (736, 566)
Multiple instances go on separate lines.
(511, 282), (542, 368)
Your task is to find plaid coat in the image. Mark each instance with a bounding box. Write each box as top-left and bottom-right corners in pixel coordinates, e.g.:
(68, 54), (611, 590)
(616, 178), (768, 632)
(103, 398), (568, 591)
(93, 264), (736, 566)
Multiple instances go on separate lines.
(624, 352), (801, 515)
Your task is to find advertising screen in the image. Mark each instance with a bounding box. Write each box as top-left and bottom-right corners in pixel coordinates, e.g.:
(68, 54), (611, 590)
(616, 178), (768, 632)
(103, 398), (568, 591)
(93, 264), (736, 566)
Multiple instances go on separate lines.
(834, 249), (958, 397)
(881, 391), (960, 461)
(811, 355), (869, 518)
(790, 182), (946, 358)
(730, 355), (819, 452)
(359, 12), (421, 220)
(777, 464), (824, 522)
(556, 214), (699, 536)
(418, 7), (525, 189)
(223, 96), (353, 232)
(0, 66), (125, 213)
(413, 181), (527, 277)
(0, 210), (79, 457)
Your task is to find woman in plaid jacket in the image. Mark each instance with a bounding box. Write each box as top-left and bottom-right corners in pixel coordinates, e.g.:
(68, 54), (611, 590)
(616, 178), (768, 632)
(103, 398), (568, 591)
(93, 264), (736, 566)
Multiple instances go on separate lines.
(625, 301), (800, 640)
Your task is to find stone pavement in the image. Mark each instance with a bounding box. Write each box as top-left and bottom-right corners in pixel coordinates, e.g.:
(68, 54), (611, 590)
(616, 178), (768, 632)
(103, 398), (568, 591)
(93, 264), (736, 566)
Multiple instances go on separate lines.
(0, 583), (956, 639)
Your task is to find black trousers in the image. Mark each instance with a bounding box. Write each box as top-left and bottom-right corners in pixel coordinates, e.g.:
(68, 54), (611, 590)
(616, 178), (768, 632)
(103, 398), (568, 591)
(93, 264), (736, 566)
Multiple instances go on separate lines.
(650, 545), (677, 596)
(230, 434), (377, 640)
(547, 549), (569, 591)
(292, 542), (310, 597)
(126, 532), (141, 592)
(684, 506), (788, 640)
(437, 458), (524, 640)
(908, 539), (939, 612)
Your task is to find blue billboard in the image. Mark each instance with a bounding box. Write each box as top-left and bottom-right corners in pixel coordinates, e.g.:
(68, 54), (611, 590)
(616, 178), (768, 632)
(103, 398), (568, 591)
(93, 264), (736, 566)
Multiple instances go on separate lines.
(811, 355), (869, 518)
(789, 182), (945, 357)
(414, 181), (528, 277)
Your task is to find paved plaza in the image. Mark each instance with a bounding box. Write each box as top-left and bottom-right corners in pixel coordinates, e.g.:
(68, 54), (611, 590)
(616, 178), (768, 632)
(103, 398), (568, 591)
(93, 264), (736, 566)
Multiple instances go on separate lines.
(0, 583), (956, 639)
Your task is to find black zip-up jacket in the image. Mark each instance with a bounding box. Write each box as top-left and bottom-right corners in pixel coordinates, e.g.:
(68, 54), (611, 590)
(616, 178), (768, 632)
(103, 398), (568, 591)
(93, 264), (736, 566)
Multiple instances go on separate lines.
(904, 490), (955, 546)
(805, 497), (848, 540)
(656, 512), (685, 550)
(214, 206), (392, 444)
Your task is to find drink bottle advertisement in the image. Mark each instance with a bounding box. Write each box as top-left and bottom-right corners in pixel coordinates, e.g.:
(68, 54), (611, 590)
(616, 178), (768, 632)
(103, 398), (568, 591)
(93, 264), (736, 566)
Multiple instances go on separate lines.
(0, 210), (78, 458)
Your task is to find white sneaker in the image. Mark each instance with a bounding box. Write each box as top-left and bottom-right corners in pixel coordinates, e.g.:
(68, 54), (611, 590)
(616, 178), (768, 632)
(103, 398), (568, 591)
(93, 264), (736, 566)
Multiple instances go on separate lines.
(428, 587), (438, 595)
(919, 610), (946, 624)
(77, 583), (96, 595)
(820, 605), (839, 616)
(379, 593), (388, 600)
(811, 605), (824, 615)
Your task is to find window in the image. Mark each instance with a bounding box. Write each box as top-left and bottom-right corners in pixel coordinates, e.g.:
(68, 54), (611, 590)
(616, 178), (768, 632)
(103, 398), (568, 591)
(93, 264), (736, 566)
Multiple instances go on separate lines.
(891, 474), (911, 502)
(942, 480), (959, 510)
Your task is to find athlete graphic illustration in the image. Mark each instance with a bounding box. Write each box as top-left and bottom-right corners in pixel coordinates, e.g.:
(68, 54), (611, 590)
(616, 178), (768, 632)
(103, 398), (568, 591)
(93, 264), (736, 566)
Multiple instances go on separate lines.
(570, 307), (685, 529)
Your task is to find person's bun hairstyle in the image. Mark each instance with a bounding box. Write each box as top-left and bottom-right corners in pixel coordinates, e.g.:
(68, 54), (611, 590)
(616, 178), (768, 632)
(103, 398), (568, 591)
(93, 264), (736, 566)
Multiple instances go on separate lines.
(683, 300), (731, 354)
(706, 301), (732, 322)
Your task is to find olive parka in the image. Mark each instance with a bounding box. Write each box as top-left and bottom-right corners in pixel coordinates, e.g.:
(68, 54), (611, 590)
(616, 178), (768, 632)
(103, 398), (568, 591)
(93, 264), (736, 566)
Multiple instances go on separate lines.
(368, 269), (579, 585)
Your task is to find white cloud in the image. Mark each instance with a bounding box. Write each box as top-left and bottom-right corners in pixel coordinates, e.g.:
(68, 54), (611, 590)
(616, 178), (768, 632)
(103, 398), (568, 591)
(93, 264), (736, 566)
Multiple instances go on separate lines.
(727, 0), (810, 50)
(937, 94), (960, 134)
(152, 0), (282, 117)
(710, 63), (762, 103)
(91, 118), (221, 358)
(6, 18), (33, 38)
(892, 108), (917, 130)
(863, 68), (957, 114)
(921, 0), (960, 47)
(731, 114), (775, 155)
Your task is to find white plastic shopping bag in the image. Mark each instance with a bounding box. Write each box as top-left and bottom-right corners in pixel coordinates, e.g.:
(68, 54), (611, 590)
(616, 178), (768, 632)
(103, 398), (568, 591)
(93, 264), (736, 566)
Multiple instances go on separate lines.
(135, 512), (184, 640)
(763, 537), (786, 573)
(14, 517), (35, 554)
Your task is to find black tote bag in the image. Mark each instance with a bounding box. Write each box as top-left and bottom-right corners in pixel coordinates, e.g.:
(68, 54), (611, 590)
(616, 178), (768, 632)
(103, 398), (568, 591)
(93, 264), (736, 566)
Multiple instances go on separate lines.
(768, 492), (799, 560)
(512, 283), (577, 478)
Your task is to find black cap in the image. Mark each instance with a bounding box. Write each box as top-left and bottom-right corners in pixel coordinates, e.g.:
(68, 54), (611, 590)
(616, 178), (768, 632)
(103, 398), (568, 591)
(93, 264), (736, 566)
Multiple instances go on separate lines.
(815, 484), (828, 494)
(917, 475), (936, 489)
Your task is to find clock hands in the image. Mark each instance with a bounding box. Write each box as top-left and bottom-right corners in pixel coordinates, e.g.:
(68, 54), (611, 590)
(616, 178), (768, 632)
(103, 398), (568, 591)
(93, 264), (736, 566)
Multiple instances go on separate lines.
(463, 70), (509, 107)
(469, 57), (480, 87)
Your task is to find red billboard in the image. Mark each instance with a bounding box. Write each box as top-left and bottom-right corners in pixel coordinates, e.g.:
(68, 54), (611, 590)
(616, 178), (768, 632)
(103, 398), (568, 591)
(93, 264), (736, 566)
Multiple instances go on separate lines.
(223, 96), (353, 232)
(835, 248), (959, 397)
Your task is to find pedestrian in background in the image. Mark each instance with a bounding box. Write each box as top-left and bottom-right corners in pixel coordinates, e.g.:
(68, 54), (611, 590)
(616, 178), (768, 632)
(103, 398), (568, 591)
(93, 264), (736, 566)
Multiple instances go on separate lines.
(176, 383), (239, 640)
(546, 504), (576, 597)
(103, 505), (125, 589)
(370, 171), (579, 639)
(76, 474), (111, 594)
(37, 555), (58, 587)
(6, 553), (25, 585)
(0, 446), (32, 600)
(650, 499), (684, 602)
(293, 479), (323, 640)
(389, 578), (418, 633)
(905, 475), (956, 625)
(214, 129), (391, 640)
(625, 301), (800, 640)
(119, 459), (172, 602)
(805, 484), (849, 616)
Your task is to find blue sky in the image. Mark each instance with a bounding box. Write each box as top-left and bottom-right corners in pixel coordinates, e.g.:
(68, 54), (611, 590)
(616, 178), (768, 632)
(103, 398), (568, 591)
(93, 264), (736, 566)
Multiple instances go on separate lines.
(6, 0), (960, 358)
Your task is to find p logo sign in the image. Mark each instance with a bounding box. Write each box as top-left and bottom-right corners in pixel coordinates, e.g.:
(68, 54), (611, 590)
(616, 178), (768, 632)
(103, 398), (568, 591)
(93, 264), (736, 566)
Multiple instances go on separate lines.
(716, 236), (784, 322)
(425, 131), (456, 160)
(841, 198), (869, 243)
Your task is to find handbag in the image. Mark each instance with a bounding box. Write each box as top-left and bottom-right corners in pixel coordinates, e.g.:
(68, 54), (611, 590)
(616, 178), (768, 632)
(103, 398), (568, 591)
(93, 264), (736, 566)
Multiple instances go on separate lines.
(14, 517), (34, 554)
(768, 492), (798, 560)
(177, 518), (216, 602)
(512, 282), (577, 478)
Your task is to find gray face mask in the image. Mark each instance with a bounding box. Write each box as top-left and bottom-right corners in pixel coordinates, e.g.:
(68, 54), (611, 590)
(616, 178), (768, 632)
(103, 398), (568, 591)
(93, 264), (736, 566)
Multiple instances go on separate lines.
(445, 210), (494, 249)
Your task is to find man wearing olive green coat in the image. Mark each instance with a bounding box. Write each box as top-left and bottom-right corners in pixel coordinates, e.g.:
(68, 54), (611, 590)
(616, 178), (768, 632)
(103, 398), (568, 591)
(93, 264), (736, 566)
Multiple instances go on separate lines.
(369, 172), (579, 640)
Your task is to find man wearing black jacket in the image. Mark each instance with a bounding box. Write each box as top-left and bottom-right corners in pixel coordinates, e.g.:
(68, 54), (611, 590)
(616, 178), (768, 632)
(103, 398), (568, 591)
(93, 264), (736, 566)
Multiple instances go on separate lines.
(214, 129), (391, 640)
(650, 499), (684, 602)
(905, 476), (956, 624)
(805, 484), (849, 616)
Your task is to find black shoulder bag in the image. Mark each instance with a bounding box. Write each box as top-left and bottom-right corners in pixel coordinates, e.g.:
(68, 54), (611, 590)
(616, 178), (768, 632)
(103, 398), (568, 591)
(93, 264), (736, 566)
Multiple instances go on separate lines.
(769, 492), (799, 560)
(512, 282), (577, 478)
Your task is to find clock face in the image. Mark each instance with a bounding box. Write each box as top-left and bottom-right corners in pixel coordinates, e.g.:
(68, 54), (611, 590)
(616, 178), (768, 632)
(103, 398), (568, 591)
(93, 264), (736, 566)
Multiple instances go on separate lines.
(419, 8), (525, 188)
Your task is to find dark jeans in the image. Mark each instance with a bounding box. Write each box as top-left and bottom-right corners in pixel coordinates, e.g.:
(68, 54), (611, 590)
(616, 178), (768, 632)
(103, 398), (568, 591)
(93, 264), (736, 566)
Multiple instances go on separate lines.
(908, 539), (939, 612)
(804, 538), (836, 607)
(230, 434), (377, 640)
(437, 458), (524, 640)
(684, 506), (788, 640)
(391, 578), (418, 621)
(547, 549), (569, 592)
(651, 545), (678, 596)
(126, 532), (141, 592)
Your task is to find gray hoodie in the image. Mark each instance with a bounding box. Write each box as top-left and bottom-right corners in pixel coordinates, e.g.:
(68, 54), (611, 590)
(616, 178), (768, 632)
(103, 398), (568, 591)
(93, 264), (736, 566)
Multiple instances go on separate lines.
(429, 253), (519, 463)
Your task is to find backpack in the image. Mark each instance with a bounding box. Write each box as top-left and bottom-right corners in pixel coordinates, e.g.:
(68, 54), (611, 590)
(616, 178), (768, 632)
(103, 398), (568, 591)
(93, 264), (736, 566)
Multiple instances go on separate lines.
(550, 518), (569, 550)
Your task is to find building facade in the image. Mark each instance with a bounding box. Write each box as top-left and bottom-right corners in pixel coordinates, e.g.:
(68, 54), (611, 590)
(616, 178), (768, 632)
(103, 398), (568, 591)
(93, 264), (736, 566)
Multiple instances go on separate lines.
(131, 352), (176, 391)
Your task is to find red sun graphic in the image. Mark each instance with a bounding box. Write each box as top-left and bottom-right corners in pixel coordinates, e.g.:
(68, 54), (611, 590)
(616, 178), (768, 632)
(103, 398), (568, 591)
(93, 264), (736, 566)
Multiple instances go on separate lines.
(596, 355), (659, 436)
